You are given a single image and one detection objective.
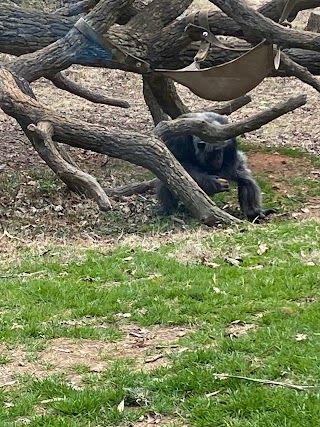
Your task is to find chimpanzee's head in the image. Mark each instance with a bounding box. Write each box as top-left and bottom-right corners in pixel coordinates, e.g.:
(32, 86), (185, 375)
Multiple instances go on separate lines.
(193, 136), (225, 172)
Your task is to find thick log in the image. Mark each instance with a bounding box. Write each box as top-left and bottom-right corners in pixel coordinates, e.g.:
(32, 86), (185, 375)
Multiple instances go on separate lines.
(55, 0), (150, 25)
(155, 95), (307, 144)
(305, 8), (320, 32)
(143, 77), (170, 125)
(27, 121), (112, 211)
(0, 67), (239, 226)
(9, 0), (137, 81)
(199, 95), (252, 116)
(105, 179), (157, 197)
(208, 0), (320, 52)
(144, 74), (190, 119)
(2, 1), (320, 79)
(279, 52), (320, 92)
(0, 1), (151, 56)
(0, 4), (76, 56)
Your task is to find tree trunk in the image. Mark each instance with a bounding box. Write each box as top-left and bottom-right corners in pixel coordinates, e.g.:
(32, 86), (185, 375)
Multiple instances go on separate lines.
(305, 9), (320, 32)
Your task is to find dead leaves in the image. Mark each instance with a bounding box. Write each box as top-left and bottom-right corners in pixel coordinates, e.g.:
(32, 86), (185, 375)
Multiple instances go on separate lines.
(200, 240), (269, 271)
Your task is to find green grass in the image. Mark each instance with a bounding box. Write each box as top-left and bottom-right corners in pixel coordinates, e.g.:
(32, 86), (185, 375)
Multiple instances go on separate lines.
(0, 220), (320, 426)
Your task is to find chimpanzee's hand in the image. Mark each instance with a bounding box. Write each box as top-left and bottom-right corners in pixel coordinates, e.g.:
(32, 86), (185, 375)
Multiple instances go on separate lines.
(208, 175), (230, 194)
(248, 208), (277, 221)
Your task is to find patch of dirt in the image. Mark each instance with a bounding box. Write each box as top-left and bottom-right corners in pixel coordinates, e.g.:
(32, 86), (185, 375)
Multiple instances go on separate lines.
(225, 321), (257, 338)
(129, 414), (188, 427)
(248, 151), (316, 195)
(247, 152), (310, 177)
(0, 325), (192, 386)
(291, 197), (320, 220)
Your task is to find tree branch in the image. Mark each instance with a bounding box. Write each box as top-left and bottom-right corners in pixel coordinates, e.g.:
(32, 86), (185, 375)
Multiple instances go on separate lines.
(208, 0), (320, 52)
(49, 72), (130, 108)
(155, 95), (307, 144)
(278, 52), (320, 92)
(27, 121), (112, 211)
(105, 179), (157, 197)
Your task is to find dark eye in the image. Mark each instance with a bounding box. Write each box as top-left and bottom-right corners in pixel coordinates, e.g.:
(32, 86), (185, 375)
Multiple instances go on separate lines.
(197, 142), (206, 151)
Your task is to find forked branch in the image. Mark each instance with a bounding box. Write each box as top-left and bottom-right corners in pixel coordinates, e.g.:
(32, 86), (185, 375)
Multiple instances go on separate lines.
(155, 95), (307, 144)
(27, 121), (112, 211)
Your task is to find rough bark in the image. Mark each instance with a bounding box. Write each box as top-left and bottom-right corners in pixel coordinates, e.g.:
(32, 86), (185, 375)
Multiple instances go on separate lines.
(8, 0), (137, 82)
(2, 1), (320, 78)
(144, 74), (190, 119)
(27, 121), (112, 211)
(143, 77), (170, 125)
(0, 67), (240, 226)
(105, 179), (157, 197)
(199, 96), (252, 116)
(155, 95), (307, 144)
(55, 0), (150, 24)
(208, 0), (320, 52)
(279, 52), (320, 93)
(305, 8), (320, 32)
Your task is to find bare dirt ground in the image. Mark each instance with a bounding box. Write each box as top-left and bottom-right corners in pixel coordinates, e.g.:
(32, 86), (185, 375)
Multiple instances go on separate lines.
(0, 0), (319, 240)
(0, 325), (192, 385)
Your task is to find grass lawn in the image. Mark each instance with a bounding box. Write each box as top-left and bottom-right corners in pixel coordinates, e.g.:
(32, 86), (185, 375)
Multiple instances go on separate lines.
(0, 217), (320, 426)
(0, 137), (319, 427)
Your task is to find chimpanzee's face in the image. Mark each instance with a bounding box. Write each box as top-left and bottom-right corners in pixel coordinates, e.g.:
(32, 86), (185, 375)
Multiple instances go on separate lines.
(193, 137), (224, 172)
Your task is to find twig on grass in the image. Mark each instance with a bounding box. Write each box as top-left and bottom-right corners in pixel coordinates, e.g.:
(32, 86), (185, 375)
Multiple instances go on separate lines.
(0, 271), (48, 279)
(0, 380), (17, 388)
(214, 373), (320, 391)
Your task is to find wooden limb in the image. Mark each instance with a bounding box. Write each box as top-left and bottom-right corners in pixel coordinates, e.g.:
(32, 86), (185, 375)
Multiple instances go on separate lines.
(153, 0), (320, 63)
(105, 178), (157, 196)
(49, 72), (130, 108)
(144, 74), (190, 119)
(155, 95), (307, 144)
(279, 52), (320, 93)
(27, 121), (112, 211)
(305, 8), (320, 32)
(55, 0), (98, 16)
(198, 95), (252, 116)
(55, 0), (150, 25)
(9, 0), (136, 81)
(143, 76), (169, 125)
(208, 0), (320, 52)
(0, 67), (239, 226)
(282, 48), (320, 76)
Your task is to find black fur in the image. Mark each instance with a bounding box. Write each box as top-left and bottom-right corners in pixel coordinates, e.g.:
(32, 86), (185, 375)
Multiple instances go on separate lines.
(156, 112), (275, 220)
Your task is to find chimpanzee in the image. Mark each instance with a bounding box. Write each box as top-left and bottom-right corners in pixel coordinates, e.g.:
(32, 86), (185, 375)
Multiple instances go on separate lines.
(155, 112), (276, 220)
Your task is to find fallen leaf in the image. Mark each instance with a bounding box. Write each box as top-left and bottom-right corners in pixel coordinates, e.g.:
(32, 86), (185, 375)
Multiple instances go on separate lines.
(225, 257), (242, 267)
(115, 312), (131, 318)
(257, 244), (268, 255)
(205, 390), (221, 398)
(41, 398), (65, 404)
(295, 333), (307, 342)
(247, 265), (264, 270)
(117, 399), (125, 413)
